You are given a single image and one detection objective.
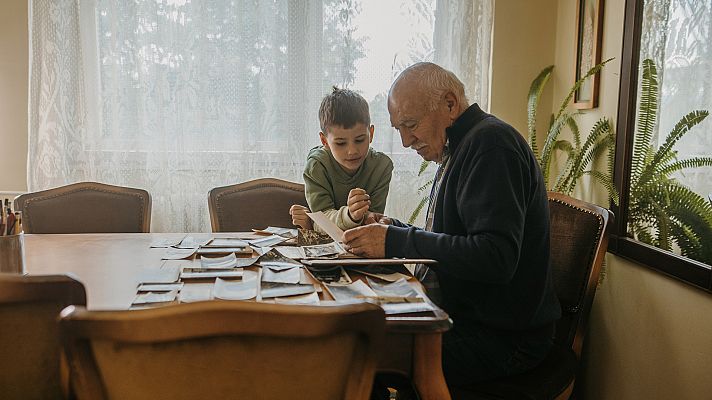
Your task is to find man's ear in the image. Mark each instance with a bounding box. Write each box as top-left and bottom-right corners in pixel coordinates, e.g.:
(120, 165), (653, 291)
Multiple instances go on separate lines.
(368, 125), (375, 143)
(319, 132), (329, 149)
(444, 92), (459, 119)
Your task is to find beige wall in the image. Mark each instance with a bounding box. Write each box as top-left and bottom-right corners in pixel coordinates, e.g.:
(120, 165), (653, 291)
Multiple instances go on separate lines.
(0, 0), (28, 193)
(549, 1), (712, 399)
(490, 0), (558, 137)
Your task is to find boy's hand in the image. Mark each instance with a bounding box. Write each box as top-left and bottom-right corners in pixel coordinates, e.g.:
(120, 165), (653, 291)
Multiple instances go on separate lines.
(347, 188), (371, 222)
(289, 205), (312, 230)
(364, 212), (391, 225)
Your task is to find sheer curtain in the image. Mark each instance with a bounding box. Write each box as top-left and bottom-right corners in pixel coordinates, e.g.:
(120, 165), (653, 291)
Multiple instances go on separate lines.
(29, 0), (493, 232)
(639, 0), (712, 197)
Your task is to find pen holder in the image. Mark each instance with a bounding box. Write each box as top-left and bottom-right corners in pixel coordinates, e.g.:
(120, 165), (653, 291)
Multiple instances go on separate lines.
(0, 234), (25, 274)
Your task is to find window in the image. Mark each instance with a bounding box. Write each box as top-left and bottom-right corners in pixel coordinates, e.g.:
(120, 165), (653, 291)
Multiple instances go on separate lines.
(613, 0), (712, 291)
(30, 0), (493, 231)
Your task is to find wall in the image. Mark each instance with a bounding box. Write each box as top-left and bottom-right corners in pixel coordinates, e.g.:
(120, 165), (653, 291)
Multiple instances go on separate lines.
(550, 1), (712, 399)
(0, 0), (28, 193)
(489, 0), (558, 137)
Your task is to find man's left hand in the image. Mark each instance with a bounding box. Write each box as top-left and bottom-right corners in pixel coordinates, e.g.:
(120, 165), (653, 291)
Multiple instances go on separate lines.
(342, 224), (388, 258)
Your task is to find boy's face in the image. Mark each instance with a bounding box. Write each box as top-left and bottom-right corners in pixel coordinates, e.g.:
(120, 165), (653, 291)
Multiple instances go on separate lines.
(320, 123), (374, 174)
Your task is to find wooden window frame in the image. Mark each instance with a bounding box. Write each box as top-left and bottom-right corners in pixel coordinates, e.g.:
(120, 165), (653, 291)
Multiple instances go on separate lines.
(610, 0), (712, 292)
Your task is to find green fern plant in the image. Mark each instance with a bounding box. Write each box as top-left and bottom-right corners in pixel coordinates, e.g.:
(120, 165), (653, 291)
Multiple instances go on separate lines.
(527, 58), (619, 205)
(408, 159), (434, 224)
(628, 59), (712, 265)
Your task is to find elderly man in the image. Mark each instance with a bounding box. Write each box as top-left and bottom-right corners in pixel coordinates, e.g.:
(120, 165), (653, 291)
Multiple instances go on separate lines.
(343, 62), (561, 386)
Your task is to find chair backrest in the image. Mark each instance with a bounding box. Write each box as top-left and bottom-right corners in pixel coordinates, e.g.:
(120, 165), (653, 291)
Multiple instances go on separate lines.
(547, 192), (613, 357)
(15, 182), (151, 233)
(0, 273), (86, 400)
(208, 178), (307, 232)
(60, 301), (385, 400)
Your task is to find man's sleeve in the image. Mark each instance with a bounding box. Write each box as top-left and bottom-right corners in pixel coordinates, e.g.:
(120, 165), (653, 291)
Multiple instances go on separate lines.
(385, 144), (529, 284)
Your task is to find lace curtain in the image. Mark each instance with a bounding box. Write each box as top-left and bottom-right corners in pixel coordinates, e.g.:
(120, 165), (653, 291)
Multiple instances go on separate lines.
(29, 0), (493, 232)
(638, 0), (712, 196)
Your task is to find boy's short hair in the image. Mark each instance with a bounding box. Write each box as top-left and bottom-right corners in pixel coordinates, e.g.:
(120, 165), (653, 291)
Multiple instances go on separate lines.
(318, 86), (371, 134)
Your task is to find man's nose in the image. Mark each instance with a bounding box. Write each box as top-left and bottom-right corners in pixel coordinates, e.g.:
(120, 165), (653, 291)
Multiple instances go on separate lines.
(400, 130), (414, 148)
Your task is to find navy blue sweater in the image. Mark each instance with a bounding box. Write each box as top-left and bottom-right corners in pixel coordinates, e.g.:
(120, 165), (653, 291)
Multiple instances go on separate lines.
(386, 104), (561, 331)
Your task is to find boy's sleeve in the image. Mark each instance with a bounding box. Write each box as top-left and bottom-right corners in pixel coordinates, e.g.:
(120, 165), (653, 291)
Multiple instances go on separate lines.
(369, 156), (394, 213)
(303, 160), (335, 212)
(303, 159), (361, 233)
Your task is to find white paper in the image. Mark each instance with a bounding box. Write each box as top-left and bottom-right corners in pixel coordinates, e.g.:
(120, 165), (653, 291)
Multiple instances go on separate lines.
(178, 284), (213, 303)
(260, 282), (316, 299)
(213, 276), (257, 301)
(204, 238), (250, 247)
(162, 247), (197, 260)
(233, 256), (260, 268)
(133, 289), (178, 305)
(306, 211), (344, 243)
(380, 302), (435, 315)
(200, 253), (237, 269)
(260, 260), (301, 271)
(274, 291), (320, 305)
(255, 227), (298, 239)
(275, 246), (306, 260)
(262, 266), (301, 284)
(137, 266), (181, 284)
(180, 269), (244, 280)
(138, 282), (184, 292)
(175, 236), (210, 249)
(197, 247), (254, 255)
(354, 269), (410, 283)
(248, 235), (288, 248)
(326, 280), (377, 302)
(366, 277), (421, 298)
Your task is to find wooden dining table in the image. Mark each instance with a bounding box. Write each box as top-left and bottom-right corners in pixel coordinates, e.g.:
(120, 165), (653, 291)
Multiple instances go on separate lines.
(21, 232), (453, 400)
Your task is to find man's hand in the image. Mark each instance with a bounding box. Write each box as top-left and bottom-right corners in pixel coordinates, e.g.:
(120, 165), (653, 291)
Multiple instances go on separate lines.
(342, 224), (387, 258)
(289, 205), (312, 230)
(363, 212), (392, 225)
(347, 188), (371, 222)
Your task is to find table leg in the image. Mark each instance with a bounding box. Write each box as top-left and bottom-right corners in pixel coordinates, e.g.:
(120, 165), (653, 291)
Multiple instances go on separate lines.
(413, 333), (451, 400)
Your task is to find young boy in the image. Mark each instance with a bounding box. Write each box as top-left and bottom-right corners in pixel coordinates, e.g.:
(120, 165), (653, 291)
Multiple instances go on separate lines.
(290, 87), (393, 232)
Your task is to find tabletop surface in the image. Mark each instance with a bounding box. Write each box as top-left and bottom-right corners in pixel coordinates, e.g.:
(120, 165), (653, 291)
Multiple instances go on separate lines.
(22, 232), (451, 333)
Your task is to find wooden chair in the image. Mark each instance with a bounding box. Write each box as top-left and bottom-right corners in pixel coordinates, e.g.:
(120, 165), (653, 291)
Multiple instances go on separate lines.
(450, 191), (613, 400)
(15, 182), (151, 233)
(0, 273), (86, 400)
(60, 301), (385, 400)
(208, 178), (307, 232)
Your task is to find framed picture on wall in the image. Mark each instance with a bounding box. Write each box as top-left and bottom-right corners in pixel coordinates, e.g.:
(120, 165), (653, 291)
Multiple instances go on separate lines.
(574, 0), (604, 109)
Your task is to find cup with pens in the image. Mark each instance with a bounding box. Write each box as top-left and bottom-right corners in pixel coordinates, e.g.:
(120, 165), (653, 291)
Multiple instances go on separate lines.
(0, 199), (24, 274)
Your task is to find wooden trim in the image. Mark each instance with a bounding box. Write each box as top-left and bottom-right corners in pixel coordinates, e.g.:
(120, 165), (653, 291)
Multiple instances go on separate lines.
(573, 0), (605, 109)
(610, 0), (712, 290)
(610, 236), (712, 291)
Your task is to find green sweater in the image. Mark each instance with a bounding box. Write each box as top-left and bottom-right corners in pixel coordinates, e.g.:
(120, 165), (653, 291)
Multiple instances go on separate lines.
(304, 146), (393, 230)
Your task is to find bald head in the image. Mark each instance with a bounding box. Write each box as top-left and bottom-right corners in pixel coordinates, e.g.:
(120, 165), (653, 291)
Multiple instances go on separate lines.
(389, 62), (469, 113)
(387, 63), (470, 162)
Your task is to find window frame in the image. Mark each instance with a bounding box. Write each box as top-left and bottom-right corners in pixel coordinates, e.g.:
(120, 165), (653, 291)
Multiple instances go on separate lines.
(610, 0), (712, 292)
